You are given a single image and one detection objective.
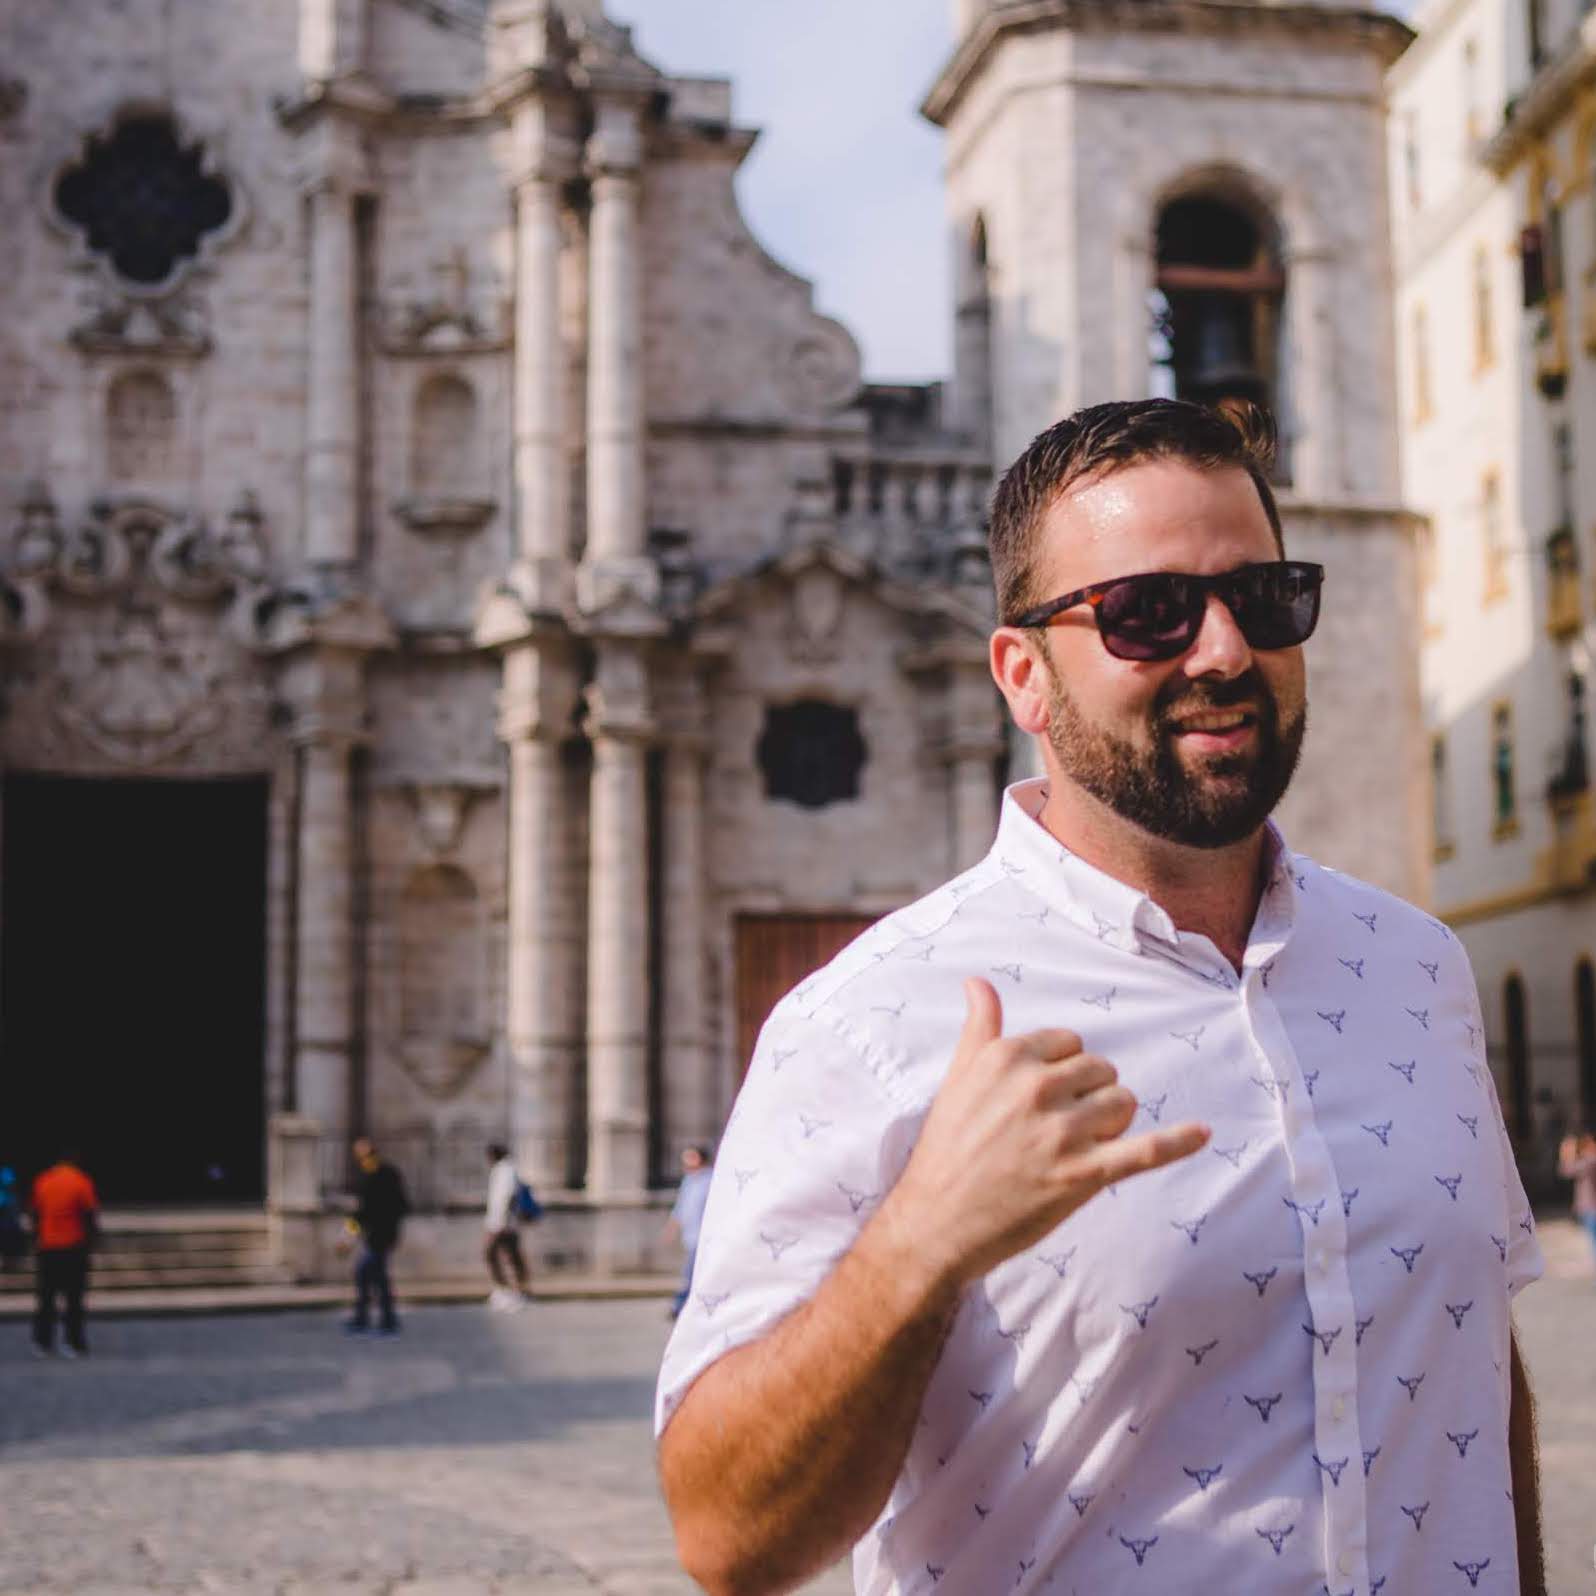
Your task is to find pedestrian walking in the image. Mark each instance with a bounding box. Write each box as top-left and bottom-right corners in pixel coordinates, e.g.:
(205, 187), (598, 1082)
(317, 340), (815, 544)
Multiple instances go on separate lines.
(657, 399), (1546, 1595)
(663, 1145), (713, 1319)
(28, 1147), (99, 1358)
(1558, 1125), (1596, 1270)
(483, 1142), (535, 1310)
(343, 1137), (408, 1337)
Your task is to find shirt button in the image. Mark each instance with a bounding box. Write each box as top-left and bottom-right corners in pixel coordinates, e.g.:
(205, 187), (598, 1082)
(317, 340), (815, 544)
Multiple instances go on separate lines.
(1337, 1550), (1355, 1576)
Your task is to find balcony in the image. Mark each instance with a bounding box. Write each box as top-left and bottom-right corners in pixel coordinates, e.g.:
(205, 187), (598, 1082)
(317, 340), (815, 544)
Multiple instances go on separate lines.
(1546, 525), (1582, 637)
(1538, 780), (1596, 892)
(1535, 301), (1569, 399)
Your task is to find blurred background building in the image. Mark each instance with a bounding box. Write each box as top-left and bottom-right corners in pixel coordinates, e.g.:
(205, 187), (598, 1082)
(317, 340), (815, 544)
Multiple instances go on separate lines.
(0, 0), (1486, 1282)
(1392, 0), (1596, 1189)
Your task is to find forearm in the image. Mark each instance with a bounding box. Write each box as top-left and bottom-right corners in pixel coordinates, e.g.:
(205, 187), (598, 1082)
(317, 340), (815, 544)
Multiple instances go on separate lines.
(1508, 1330), (1546, 1596)
(659, 1200), (960, 1596)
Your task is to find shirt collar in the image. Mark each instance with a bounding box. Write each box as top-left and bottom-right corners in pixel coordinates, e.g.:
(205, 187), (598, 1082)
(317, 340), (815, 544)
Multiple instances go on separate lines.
(989, 777), (1299, 958)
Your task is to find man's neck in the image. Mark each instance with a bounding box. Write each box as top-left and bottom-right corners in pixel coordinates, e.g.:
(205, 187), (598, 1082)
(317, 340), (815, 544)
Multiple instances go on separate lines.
(1037, 779), (1271, 972)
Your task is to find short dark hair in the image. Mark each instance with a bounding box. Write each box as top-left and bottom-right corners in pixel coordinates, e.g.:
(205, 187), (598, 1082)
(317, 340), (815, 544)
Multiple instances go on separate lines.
(988, 399), (1284, 624)
(487, 1142), (508, 1163)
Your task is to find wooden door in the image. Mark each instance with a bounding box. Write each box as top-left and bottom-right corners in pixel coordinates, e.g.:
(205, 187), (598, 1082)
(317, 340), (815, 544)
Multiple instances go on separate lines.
(734, 914), (875, 1080)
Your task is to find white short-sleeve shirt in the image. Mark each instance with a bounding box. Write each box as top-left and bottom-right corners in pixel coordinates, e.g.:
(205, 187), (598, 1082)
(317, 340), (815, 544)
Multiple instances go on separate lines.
(657, 780), (1542, 1596)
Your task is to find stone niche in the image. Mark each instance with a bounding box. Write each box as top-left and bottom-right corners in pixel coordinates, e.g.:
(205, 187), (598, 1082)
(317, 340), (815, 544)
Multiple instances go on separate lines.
(396, 861), (491, 1099)
(394, 370), (495, 535)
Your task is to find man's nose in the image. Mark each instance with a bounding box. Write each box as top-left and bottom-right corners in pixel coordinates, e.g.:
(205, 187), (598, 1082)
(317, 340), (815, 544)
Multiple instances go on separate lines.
(1183, 593), (1252, 678)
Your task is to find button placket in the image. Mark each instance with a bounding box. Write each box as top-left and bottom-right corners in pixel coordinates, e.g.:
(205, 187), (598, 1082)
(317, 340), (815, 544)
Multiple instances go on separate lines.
(1241, 980), (1371, 1595)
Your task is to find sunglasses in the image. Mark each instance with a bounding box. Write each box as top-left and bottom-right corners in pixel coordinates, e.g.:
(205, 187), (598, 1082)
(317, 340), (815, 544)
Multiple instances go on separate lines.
(1006, 560), (1325, 662)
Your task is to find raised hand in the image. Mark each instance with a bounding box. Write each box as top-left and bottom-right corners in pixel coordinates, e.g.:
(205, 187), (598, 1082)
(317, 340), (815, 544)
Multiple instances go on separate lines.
(881, 976), (1210, 1288)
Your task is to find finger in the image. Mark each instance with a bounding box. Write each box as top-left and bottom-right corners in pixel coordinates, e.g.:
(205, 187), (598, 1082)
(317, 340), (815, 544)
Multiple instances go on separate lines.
(959, 978), (1003, 1054)
(1063, 1083), (1138, 1141)
(1091, 1121), (1210, 1185)
(1009, 1027), (1086, 1064)
(1035, 1055), (1119, 1103)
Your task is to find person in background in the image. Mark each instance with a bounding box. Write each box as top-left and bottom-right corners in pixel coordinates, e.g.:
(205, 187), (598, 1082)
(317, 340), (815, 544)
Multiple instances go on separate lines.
(29, 1147), (99, 1359)
(664, 1144), (713, 1320)
(483, 1141), (534, 1311)
(343, 1137), (408, 1337)
(0, 1165), (26, 1269)
(1558, 1124), (1596, 1270)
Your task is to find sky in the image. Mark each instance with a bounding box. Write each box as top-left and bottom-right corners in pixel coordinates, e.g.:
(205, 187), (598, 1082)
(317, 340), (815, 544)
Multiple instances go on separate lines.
(611, 1), (958, 384)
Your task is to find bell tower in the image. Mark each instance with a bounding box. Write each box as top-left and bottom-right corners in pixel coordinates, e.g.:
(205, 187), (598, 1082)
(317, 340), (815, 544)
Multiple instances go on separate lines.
(925, 0), (1434, 903)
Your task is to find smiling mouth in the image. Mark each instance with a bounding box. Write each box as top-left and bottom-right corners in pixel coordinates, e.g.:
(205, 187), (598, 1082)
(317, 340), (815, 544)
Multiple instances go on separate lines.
(1171, 709), (1257, 736)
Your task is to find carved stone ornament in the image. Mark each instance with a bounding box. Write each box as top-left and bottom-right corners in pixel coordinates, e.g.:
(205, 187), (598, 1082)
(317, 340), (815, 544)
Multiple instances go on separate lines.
(69, 278), (211, 358)
(392, 496), (497, 536)
(397, 1035), (491, 1100)
(779, 316), (863, 415)
(789, 562), (847, 662)
(54, 607), (227, 768)
(379, 251), (509, 356)
(409, 782), (478, 856)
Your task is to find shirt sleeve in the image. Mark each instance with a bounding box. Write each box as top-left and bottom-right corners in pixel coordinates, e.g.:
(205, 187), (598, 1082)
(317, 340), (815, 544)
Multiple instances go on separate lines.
(1453, 942), (1544, 1298)
(654, 1001), (925, 1436)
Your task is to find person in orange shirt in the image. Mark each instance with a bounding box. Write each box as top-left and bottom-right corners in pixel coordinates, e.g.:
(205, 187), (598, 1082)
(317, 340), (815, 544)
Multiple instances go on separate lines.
(29, 1148), (99, 1358)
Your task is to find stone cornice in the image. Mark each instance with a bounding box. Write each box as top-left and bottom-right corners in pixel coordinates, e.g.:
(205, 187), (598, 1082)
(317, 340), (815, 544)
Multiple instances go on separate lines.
(1480, 17), (1596, 175)
(923, 0), (1413, 126)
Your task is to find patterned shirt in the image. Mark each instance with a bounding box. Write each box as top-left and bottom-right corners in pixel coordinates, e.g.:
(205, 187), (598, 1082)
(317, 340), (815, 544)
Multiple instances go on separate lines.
(657, 780), (1543, 1595)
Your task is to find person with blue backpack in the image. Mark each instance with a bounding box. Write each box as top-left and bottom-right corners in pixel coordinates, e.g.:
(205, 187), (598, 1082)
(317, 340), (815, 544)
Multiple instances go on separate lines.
(483, 1141), (538, 1311)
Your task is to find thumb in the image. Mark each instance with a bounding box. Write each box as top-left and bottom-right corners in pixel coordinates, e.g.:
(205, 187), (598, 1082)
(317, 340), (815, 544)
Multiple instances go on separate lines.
(960, 976), (1003, 1054)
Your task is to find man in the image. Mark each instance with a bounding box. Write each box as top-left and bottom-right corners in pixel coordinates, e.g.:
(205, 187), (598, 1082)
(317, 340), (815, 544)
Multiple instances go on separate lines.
(657, 401), (1545, 1595)
(29, 1147), (99, 1359)
(344, 1137), (408, 1337)
(483, 1141), (533, 1310)
(663, 1144), (714, 1319)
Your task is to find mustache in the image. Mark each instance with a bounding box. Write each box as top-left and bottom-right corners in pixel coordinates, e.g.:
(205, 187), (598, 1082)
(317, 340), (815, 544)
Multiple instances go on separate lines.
(1154, 670), (1276, 726)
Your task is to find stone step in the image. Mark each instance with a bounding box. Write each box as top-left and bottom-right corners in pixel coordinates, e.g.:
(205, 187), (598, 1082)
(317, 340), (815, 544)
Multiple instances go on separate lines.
(0, 1261), (293, 1291)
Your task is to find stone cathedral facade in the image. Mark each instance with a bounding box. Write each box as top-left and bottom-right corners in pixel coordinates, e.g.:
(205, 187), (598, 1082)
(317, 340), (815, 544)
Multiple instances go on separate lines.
(0, 0), (1425, 1275)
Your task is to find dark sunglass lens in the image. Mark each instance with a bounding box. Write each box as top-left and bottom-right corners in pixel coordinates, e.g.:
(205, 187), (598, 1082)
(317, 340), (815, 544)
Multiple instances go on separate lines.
(1097, 575), (1199, 660)
(1230, 565), (1321, 649)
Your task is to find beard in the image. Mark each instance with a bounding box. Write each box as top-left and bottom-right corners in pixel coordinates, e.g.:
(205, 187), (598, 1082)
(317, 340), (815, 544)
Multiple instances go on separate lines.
(1043, 663), (1306, 850)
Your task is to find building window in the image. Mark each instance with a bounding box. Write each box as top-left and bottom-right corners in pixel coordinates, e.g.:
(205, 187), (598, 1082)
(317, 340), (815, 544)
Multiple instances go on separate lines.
(52, 112), (232, 289)
(1550, 669), (1590, 798)
(1528, 0), (1548, 71)
(1492, 701), (1518, 835)
(1464, 38), (1481, 144)
(757, 701), (867, 810)
(1502, 973), (1532, 1143)
(1153, 188), (1286, 462)
(1432, 734), (1456, 859)
(1405, 111), (1422, 211)
(1482, 471), (1508, 599)
(1412, 305), (1433, 423)
(1473, 246), (1494, 371)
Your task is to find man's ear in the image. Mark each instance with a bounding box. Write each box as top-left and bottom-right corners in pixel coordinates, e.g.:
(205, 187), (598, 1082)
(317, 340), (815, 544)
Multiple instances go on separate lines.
(990, 627), (1051, 736)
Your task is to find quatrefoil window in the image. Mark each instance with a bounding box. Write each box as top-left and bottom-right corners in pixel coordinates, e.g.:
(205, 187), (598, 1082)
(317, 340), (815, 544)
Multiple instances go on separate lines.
(54, 113), (233, 288)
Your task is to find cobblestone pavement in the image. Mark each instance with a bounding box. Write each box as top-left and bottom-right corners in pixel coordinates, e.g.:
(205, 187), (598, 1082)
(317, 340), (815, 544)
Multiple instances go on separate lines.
(1, 1222), (1592, 1596)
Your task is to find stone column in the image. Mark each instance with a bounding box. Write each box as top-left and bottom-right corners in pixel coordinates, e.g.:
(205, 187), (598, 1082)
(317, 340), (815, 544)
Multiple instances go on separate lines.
(584, 94), (646, 568)
(505, 98), (578, 588)
(291, 712), (358, 1139)
(584, 638), (655, 1198)
(304, 172), (363, 568)
(947, 652), (1005, 868)
(498, 634), (581, 1190)
(661, 688), (714, 1160)
(270, 600), (393, 1149)
(299, 0), (367, 81)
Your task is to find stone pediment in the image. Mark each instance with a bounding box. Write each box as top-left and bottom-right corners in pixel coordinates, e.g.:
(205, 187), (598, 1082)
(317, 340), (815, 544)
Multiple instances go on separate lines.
(693, 539), (991, 665)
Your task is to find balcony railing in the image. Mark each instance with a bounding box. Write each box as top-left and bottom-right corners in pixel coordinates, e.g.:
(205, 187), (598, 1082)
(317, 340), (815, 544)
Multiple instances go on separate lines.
(828, 449), (992, 575)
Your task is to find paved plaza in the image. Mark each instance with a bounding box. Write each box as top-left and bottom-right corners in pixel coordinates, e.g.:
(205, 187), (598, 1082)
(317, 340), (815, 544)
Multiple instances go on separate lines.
(1, 1223), (1592, 1596)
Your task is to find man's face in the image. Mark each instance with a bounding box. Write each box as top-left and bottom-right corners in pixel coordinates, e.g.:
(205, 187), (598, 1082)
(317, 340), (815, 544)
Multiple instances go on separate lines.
(352, 1138), (377, 1172)
(1023, 460), (1308, 849)
(681, 1149), (704, 1174)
